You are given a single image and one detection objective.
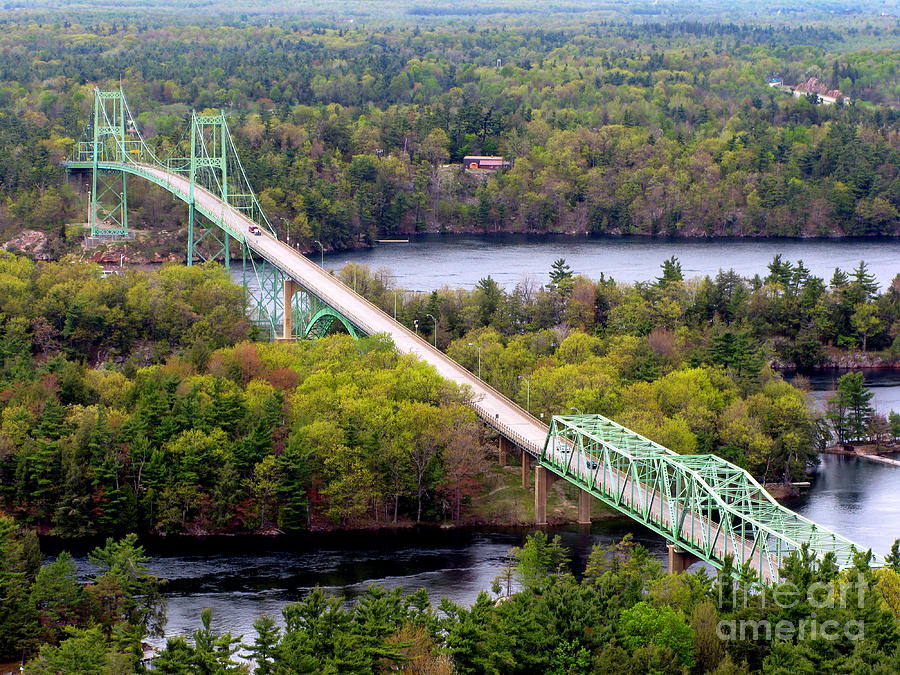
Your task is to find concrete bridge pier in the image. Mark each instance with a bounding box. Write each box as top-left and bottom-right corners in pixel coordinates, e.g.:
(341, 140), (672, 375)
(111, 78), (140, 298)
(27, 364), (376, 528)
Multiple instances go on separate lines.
(282, 278), (298, 339)
(667, 544), (700, 574)
(534, 465), (556, 525)
(498, 435), (515, 465)
(497, 436), (532, 489)
(577, 489), (592, 525)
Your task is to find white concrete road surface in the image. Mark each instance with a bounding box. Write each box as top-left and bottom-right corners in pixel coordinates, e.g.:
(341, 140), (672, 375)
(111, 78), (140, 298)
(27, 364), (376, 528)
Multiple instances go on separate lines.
(141, 164), (549, 452)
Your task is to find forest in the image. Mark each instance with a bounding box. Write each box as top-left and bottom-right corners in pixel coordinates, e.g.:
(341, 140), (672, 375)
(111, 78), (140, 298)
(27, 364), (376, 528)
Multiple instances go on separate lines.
(0, 5), (899, 259)
(2, 250), (898, 540)
(2, 1), (900, 672)
(349, 253), (900, 449)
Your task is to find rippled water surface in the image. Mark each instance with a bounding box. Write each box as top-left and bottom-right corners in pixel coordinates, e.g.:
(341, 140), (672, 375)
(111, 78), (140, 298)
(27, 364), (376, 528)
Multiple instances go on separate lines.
(69, 523), (667, 647)
(322, 233), (900, 291)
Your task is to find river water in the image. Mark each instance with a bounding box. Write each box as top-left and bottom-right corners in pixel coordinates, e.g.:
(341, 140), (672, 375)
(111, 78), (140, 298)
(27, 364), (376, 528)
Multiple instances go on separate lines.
(65, 450), (900, 650)
(65, 522), (669, 648)
(101, 235), (900, 646)
(322, 233), (900, 291)
(788, 368), (900, 415)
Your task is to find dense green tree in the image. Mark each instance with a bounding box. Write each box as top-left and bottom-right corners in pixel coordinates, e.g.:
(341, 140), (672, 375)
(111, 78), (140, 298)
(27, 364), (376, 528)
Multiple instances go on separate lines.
(709, 330), (763, 385)
(247, 615), (280, 675)
(656, 256), (683, 287)
(549, 258), (575, 295)
(0, 516), (40, 660)
(154, 608), (243, 675)
(827, 371), (874, 443)
(474, 276), (503, 327)
(618, 601), (696, 670)
(29, 552), (86, 645)
(512, 530), (571, 592)
(87, 534), (166, 639)
(27, 627), (134, 675)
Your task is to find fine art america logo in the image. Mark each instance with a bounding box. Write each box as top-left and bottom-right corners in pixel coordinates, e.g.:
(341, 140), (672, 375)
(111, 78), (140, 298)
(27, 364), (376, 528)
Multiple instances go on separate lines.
(716, 574), (868, 642)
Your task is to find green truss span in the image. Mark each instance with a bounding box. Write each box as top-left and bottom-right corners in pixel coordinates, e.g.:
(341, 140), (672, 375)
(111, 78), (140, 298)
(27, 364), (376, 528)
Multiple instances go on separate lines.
(66, 88), (361, 340)
(542, 414), (879, 583)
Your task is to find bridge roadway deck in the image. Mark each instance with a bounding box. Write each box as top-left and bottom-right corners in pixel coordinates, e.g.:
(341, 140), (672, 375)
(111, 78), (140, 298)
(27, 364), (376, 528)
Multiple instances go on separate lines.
(106, 163), (777, 581)
(137, 164), (550, 451)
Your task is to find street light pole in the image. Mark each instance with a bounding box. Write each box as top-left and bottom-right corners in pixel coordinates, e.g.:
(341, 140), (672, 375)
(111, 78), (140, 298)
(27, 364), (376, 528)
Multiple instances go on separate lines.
(393, 291), (399, 320)
(570, 407), (583, 416)
(313, 239), (324, 266)
(467, 342), (481, 379)
(518, 375), (531, 412)
(426, 313), (437, 348)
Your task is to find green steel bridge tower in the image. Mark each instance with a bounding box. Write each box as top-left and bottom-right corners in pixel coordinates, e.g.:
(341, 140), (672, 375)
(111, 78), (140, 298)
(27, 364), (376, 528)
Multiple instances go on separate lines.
(68, 87), (360, 340)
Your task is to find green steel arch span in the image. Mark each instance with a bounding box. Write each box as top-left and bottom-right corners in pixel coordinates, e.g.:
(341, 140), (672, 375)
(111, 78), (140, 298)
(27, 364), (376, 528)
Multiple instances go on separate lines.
(305, 306), (360, 339)
(65, 89), (880, 583)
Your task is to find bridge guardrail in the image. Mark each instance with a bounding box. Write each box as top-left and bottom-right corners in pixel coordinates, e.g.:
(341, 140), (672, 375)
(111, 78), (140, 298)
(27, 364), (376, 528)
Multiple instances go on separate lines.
(264, 237), (549, 438)
(70, 160), (537, 436)
(470, 401), (542, 455)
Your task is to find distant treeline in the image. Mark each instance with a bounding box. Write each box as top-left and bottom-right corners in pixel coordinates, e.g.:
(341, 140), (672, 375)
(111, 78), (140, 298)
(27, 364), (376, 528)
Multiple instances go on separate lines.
(408, 6), (531, 16)
(1, 16), (899, 258)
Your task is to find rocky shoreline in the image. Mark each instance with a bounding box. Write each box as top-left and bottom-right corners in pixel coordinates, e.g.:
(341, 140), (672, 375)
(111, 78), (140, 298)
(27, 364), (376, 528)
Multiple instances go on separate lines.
(772, 345), (900, 372)
(822, 442), (900, 457)
(7, 226), (900, 268)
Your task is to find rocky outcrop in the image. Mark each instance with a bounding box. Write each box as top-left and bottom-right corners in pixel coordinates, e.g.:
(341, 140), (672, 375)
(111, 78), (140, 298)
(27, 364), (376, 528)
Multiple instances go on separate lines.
(771, 346), (900, 371)
(2, 229), (50, 259)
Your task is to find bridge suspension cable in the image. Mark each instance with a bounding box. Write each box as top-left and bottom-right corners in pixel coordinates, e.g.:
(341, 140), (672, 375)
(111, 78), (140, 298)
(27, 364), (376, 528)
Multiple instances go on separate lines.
(68, 88), (322, 336)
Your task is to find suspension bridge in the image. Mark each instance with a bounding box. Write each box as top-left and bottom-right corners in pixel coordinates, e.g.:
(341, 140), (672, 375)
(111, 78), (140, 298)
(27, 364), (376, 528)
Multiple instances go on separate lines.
(65, 89), (878, 583)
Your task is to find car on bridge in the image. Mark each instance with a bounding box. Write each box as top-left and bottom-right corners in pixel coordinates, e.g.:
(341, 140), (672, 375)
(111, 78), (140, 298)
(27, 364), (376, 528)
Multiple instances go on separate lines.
(586, 459), (599, 470)
(248, 225), (261, 236)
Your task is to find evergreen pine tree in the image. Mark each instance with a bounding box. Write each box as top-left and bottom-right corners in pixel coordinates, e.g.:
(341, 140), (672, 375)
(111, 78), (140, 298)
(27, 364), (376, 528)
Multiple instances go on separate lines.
(549, 258), (574, 289)
(38, 398), (66, 440)
(849, 260), (879, 303)
(886, 540), (900, 572)
(54, 459), (95, 538)
(830, 267), (849, 290)
(276, 433), (313, 532)
(828, 371), (874, 442)
(247, 615), (281, 675)
(211, 462), (243, 530)
(656, 256), (683, 287)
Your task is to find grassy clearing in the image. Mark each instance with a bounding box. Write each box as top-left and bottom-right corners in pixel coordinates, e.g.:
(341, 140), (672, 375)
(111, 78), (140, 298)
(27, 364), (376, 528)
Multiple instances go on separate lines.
(467, 455), (616, 525)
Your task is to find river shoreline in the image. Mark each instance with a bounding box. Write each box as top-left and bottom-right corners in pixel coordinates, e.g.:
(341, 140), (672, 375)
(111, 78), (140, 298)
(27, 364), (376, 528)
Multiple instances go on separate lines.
(308, 229), (900, 257)
(33, 229), (900, 269)
(38, 484), (815, 552)
(35, 513), (626, 554)
(775, 347), (900, 371)
(37, 520), (613, 557)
